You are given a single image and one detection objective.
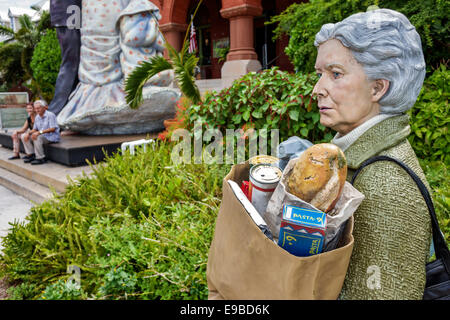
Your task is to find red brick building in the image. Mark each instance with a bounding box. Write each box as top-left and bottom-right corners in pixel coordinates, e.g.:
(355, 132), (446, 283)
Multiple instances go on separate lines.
(150, 0), (305, 90)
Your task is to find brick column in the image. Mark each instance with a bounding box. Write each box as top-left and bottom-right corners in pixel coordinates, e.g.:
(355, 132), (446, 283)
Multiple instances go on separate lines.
(220, 3), (263, 85)
(159, 22), (187, 57)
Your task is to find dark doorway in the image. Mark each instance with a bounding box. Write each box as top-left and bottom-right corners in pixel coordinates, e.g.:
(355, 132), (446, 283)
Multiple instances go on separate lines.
(254, 0), (277, 70)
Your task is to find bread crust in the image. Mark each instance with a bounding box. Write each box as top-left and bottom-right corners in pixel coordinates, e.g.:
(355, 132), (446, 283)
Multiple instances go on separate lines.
(287, 143), (347, 212)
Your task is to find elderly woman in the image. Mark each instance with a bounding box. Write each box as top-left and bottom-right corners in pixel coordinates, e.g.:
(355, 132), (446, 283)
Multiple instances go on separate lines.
(8, 103), (36, 160)
(312, 9), (431, 299)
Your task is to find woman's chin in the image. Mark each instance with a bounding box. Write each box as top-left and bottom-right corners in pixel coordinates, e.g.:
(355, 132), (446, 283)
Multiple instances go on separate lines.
(319, 117), (334, 130)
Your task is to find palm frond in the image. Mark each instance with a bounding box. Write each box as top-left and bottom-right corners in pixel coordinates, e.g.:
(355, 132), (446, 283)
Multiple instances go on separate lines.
(18, 15), (34, 32)
(172, 54), (201, 105)
(0, 25), (15, 38)
(164, 40), (201, 104)
(165, 40), (182, 66)
(125, 55), (173, 109)
(37, 10), (51, 32)
(180, 40), (190, 63)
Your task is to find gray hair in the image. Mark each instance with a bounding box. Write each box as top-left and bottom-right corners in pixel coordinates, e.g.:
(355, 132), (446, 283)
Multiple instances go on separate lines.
(314, 9), (425, 114)
(34, 99), (48, 108)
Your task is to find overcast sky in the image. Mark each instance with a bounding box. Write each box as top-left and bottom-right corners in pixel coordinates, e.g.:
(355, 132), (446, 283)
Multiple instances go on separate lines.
(0, 0), (37, 14)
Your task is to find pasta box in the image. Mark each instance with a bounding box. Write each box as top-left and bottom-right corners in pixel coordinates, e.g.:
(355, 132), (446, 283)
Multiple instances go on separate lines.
(278, 205), (327, 257)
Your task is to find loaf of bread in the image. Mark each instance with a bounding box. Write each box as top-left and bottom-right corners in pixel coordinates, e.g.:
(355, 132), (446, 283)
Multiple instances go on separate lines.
(287, 143), (347, 213)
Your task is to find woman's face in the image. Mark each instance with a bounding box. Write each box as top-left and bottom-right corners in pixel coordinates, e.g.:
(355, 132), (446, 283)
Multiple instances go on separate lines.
(312, 39), (380, 135)
(26, 104), (34, 115)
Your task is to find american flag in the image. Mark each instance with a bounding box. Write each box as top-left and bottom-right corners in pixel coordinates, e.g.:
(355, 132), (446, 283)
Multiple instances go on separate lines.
(188, 19), (197, 53)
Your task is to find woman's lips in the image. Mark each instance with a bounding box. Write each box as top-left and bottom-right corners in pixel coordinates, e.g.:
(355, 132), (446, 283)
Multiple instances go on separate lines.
(319, 106), (331, 113)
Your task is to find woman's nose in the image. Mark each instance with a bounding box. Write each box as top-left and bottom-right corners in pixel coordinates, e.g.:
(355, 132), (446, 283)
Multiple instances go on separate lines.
(312, 77), (327, 98)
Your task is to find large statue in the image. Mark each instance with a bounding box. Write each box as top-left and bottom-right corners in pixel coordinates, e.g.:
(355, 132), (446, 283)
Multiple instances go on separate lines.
(48, 0), (82, 116)
(56, 0), (179, 135)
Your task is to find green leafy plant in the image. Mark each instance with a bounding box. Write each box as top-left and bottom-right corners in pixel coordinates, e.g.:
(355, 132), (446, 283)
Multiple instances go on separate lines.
(98, 267), (137, 299)
(30, 29), (62, 102)
(6, 282), (37, 300)
(0, 10), (52, 94)
(39, 280), (87, 300)
(420, 159), (450, 244)
(216, 46), (230, 64)
(0, 42), (27, 90)
(184, 67), (333, 144)
(408, 64), (449, 164)
(268, 0), (449, 74)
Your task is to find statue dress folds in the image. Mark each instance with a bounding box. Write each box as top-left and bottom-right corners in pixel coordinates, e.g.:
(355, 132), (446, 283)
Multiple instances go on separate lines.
(57, 0), (180, 135)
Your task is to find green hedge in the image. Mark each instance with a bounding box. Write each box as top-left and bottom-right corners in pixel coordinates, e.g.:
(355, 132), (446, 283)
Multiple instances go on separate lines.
(1, 141), (230, 300)
(184, 67), (333, 145)
(408, 64), (449, 165)
(420, 159), (450, 244)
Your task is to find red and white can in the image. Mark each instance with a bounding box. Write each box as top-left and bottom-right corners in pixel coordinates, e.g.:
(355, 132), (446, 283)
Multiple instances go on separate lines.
(249, 164), (282, 216)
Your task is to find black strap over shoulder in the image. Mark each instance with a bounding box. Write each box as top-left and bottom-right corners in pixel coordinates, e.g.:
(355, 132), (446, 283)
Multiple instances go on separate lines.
(351, 155), (450, 274)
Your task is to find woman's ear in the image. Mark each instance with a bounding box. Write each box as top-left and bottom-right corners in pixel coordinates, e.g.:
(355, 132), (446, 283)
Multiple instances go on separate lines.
(372, 79), (390, 103)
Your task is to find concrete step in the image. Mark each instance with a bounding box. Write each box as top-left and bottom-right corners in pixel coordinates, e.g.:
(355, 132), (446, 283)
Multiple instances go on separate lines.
(0, 130), (158, 166)
(0, 146), (94, 202)
(0, 166), (52, 204)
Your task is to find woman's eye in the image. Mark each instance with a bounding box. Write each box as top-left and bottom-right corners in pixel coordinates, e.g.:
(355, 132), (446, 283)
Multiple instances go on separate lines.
(333, 72), (342, 79)
(316, 73), (322, 78)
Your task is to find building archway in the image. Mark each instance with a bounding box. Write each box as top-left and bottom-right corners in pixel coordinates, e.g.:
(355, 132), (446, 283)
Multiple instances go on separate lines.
(157, 0), (263, 80)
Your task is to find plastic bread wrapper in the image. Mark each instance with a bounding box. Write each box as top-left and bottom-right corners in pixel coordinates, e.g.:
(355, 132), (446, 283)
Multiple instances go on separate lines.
(227, 180), (274, 241)
(263, 157), (365, 251)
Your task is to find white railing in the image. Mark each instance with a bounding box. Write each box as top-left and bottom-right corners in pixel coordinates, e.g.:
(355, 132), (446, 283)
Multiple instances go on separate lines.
(121, 139), (154, 155)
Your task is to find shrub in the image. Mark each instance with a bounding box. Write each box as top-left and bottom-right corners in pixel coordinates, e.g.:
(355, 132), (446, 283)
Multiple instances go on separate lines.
(39, 280), (87, 300)
(420, 159), (450, 244)
(408, 64), (449, 165)
(0, 141), (230, 300)
(184, 67), (333, 146)
(6, 282), (37, 300)
(0, 42), (27, 90)
(30, 28), (62, 102)
(269, 0), (449, 74)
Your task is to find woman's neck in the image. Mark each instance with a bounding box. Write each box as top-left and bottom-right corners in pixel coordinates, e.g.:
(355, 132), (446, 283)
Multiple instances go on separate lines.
(332, 114), (396, 151)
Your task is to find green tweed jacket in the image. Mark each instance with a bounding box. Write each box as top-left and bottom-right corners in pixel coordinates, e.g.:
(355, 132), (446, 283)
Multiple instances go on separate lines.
(338, 114), (432, 300)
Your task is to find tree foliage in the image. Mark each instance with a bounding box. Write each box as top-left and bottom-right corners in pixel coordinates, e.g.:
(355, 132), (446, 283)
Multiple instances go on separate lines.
(0, 42), (27, 89)
(269, 0), (449, 74)
(30, 29), (62, 102)
(0, 10), (51, 93)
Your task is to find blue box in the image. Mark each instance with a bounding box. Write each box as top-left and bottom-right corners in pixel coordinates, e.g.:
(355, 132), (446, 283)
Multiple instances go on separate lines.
(278, 205), (326, 257)
(278, 226), (324, 256)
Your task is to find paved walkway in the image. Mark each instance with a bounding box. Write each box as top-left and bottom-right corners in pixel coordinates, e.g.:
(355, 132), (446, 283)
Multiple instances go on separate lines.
(0, 185), (33, 254)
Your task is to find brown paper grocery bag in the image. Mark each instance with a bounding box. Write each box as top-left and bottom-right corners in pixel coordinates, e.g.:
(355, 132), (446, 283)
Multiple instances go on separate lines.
(206, 162), (354, 300)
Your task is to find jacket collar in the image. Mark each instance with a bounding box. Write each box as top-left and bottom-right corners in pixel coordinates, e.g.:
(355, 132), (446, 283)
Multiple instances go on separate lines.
(343, 114), (411, 169)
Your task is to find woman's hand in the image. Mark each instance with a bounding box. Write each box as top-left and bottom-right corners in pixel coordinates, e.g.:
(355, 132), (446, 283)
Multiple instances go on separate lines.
(23, 132), (30, 142)
(31, 131), (41, 141)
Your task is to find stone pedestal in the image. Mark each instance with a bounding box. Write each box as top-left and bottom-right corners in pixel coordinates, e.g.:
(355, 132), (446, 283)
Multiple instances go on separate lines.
(220, 3), (263, 84)
(221, 60), (262, 87)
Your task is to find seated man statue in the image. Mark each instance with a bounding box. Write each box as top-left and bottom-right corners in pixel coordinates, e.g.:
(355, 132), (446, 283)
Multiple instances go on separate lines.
(56, 0), (180, 135)
(22, 100), (61, 165)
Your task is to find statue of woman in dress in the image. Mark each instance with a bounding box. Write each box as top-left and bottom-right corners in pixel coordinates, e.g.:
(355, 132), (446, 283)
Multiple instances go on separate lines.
(57, 0), (180, 135)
